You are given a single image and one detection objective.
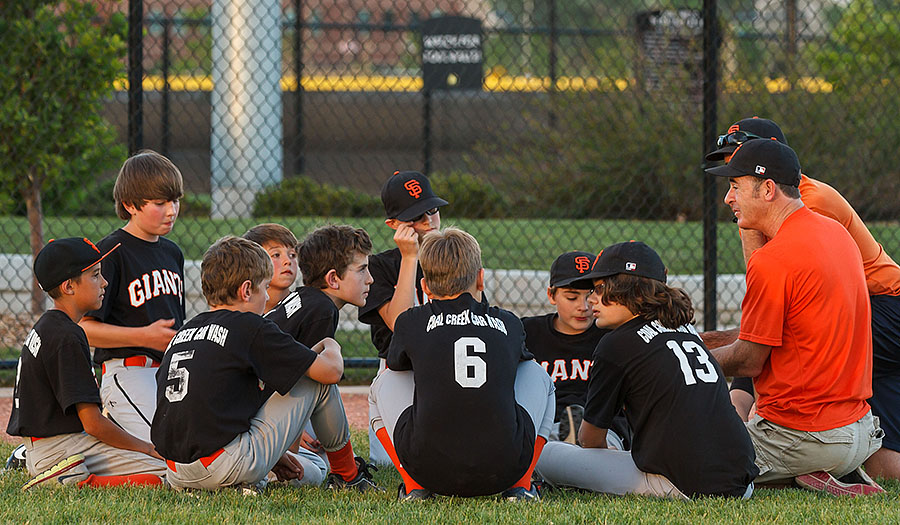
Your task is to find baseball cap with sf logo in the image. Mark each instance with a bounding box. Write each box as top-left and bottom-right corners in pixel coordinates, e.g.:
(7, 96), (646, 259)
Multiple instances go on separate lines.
(549, 251), (596, 289)
(381, 171), (449, 221)
(705, 138), (801, 187)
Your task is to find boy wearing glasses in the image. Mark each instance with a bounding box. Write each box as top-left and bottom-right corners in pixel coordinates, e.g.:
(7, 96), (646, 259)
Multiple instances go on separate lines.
(359, 171), (447, 464)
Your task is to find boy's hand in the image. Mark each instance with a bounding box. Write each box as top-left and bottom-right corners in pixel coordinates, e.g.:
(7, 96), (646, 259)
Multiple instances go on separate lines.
(273, 452), (304, 481)
(147, 443), (164, 460)
(393, 222), (419, 258)
(144, 318), (177, 350)
(299, 431), (322, 453)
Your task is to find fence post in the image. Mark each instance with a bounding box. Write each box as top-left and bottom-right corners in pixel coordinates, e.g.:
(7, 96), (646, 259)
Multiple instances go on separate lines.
(701, 0), (720, 331)
(210, 0), (284, 218)
(127, 0), (143, 155)
(161, 14), (171, 157)
(548, 0), (557, 128)
(293, 0), (305, 176)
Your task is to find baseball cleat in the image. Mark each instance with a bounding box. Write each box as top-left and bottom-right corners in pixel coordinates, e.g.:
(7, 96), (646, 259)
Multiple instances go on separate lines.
(795, 469), (885, 497)
(558, 404), (584, 445)
(4, 444), (27, 471)
(501, 482), (541, 502)
(397, 483), (433, 501)
(326, 456), (382, 492)
(21, 453), (89, 491)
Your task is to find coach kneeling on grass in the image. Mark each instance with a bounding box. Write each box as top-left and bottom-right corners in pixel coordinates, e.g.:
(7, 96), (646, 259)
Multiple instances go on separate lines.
(706, 139), (884, 495)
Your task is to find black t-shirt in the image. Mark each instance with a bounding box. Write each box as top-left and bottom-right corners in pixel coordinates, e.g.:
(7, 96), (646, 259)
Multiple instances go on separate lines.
(522, 313), (609, 419)
(584, 317), (758, 497)
(387, 293), (535, 497)
(265, 286), (339, 347)
(358, 248), (426, 359)
(151, 310), (317, 463)
(87, 229), (186, 364)
(7, 310), (102, 437)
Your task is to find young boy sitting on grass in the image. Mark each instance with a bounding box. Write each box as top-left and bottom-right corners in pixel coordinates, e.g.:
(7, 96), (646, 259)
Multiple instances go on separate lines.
(261, 224), (376, 488)
(369, 227), (555, 501)
(522, 251), (631, 448)
(8, 238), (166, 490)
(151, 236), (377, 492)
(535, 241), (758, 499)
(242, 223), (299, 314)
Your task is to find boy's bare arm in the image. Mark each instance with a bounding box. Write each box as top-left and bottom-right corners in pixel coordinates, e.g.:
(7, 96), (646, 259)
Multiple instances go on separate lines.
(698, 328), (739, 349)
(75, 403), (163, 460)
(578, 420), (609, 449)
(80, 317), (176, 351)
(378, 223), (420, 331)
(305, 337), (344, 384)
(739, 228), (768, 268)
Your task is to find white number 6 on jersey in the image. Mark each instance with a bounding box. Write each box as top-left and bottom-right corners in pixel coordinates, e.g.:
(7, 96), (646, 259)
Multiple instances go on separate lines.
(454, 337), (487, 388)
(165, 350), (194, 402)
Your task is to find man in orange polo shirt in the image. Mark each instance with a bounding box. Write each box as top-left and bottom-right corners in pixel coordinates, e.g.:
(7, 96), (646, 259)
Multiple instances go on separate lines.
(704, 117), (900, 480)
(706, 139), (883, 495)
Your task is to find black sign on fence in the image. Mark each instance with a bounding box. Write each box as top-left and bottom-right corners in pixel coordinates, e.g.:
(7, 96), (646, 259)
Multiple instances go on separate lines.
(635, 9), (703, 93)
(422, 16), (484, 92)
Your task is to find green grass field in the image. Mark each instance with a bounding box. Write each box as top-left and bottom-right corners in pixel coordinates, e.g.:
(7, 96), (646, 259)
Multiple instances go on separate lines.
(1, 437), (899, 524)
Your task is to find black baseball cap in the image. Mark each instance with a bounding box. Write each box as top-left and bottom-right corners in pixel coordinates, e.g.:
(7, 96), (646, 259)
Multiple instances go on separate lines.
(34, 237), (120, 292)
(381, 171), (448, 221)
(582, 241), (667, 284)
(549, 251), (596, 289)
(705, 117), (787, 161)
(705, 138), (802, 187)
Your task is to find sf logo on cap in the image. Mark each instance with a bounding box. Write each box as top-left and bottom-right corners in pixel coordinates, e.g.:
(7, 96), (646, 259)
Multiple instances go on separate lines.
(404, 180), (423, 199)
(625, 262), (637, 271)
(574, 256), (591, 273)
(755, 165), (766, 175)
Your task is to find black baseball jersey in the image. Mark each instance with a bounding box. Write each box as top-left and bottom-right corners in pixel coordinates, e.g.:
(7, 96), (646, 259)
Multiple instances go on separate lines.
(151, 310), (317, 463)
(522, 313), (610, 418)
(584, 317), (758, 497)
(358, 248), (426, 359)
(87, 228), (186, 364)
(264, 286), (339, 347)
(387, 293), (535, 497)
(6, 310), (102, 437)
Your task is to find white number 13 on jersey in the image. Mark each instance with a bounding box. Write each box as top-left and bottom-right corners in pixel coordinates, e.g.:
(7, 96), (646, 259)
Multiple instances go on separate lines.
(454, 337), (487, 388)
(666, 340), (719, 385)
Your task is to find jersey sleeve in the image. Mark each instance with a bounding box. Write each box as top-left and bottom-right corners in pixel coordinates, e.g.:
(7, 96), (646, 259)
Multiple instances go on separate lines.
(249, 320), (318, 395)
(358, 253), (396, 325)
(582, 341), (626, 429)
(385, 311), (413, 371)
(738, 253), (787, 347)
(47, 333), (102, 414)
(510, 317), (533, 362)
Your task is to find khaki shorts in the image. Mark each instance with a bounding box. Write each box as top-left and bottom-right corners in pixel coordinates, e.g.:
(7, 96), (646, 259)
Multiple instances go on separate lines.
(747, 410), (883, 483)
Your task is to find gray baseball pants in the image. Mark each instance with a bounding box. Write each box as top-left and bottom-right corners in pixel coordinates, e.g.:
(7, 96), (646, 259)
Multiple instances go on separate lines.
(165, 377), (349, 490)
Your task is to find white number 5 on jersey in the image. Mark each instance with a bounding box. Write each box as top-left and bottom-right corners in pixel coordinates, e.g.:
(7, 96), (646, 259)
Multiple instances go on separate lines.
(454, 337), (487, 388)
(666, 340), (719, 386)
(165, 350), (194, 402)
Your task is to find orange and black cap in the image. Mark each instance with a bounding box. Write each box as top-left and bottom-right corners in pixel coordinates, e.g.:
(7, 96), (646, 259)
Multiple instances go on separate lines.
(549, 251), (596, 289)
(33, 238), (120, 292)
(706, 117), (787, 162)
(381, 171), (448, 221)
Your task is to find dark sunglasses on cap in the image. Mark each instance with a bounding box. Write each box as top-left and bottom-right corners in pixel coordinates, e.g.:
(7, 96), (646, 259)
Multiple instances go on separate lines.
(716, 130), (764, 149)
(409, 207), (439, 223)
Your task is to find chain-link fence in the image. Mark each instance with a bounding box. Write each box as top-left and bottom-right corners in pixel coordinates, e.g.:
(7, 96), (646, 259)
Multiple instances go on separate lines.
(2, 0), (899, 375)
